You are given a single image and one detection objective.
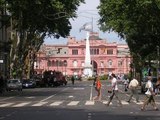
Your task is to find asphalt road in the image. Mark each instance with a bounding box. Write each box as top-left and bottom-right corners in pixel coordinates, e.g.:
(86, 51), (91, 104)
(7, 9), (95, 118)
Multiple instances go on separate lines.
(0, 80), (159, 120)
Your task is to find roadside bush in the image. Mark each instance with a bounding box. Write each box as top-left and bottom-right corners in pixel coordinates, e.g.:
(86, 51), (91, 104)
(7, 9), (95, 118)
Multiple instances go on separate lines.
(87, 77), (95, 81)
(100, 74), (108, 80)
(87, 75), (108, 81)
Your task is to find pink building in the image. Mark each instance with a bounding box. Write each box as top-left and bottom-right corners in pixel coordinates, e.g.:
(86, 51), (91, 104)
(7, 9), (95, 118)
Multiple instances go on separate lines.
(34, 32), (131, 76)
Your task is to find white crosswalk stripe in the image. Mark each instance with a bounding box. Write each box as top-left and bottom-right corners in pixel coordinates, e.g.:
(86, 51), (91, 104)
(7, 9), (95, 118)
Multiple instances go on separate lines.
(50, 101), (63, 106)
(85, 100), (94, 105)
(0, 103), (14, 107)
(67, 101), (79, 106)
(102, 100), (112, 105)
(0, 100), (159, 108)
(32, 102), (48, 107)
(12, 102), (31, 107)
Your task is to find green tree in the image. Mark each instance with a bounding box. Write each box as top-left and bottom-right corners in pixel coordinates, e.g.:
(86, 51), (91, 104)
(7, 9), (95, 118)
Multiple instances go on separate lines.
(98, 0), (160, 76)
(0, 0), (84, 78)
(98, 0), (160, 58)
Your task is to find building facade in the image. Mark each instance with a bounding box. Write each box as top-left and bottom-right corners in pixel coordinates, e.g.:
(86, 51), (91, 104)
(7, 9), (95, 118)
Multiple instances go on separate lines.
(34, 32), (131, 77)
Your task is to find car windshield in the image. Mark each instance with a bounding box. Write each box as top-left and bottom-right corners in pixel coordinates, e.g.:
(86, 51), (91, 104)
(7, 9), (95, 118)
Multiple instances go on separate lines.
(8, 80), (19, 83)
(22, 80), (28, 83)
(23, 80), (34, 83)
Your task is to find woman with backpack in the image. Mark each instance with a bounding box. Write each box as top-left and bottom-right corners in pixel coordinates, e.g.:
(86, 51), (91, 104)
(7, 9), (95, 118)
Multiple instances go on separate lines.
(141, 76), (159, 111)
(106, 73), (122, 106)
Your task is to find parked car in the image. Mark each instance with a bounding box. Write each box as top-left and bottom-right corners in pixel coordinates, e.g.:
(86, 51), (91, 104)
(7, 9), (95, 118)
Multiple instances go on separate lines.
(22, 79), (36, 88)
(141, 77), (157, 93)
(6, 79), (22, 91)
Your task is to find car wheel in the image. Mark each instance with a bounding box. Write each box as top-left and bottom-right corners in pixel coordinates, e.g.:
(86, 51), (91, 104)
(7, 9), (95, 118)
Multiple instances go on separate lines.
(18, 89), (22, 91)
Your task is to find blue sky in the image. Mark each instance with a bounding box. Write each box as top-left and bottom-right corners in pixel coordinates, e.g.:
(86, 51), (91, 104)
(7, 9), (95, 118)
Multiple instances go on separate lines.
(44, 0), (125, 45)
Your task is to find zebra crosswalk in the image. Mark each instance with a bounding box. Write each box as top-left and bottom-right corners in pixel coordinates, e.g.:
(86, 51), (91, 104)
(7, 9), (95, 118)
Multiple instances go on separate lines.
(0, 100), (159, 108)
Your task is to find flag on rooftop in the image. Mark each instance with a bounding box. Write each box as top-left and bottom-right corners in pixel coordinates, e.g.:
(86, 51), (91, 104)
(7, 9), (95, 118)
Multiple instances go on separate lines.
(79, 22), (93, 32)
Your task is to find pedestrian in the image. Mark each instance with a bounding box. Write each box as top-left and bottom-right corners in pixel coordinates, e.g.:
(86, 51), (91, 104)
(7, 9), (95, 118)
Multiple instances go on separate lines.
(92, 76), (102, 101)
(127, 77), (139, 103)
(123, 78), (129, 92)
(71, 75), (75, 85)
(106, 73), (122, 106)
(155, 77), (160, 94)
(93, 74), (97, 86)
(141, 76), (159, 111)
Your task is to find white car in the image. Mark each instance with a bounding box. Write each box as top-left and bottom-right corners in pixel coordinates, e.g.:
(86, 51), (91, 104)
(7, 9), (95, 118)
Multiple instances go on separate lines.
(6, 79), (22, 91)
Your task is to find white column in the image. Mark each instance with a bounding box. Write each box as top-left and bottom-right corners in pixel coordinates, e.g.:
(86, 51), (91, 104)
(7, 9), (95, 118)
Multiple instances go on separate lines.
(83, 32), (93, 77)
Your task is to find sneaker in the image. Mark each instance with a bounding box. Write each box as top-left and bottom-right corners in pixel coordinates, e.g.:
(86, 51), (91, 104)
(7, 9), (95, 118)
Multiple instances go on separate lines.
(106, 103), (110, 106)
(127, 100), (130, 103)
(141, 107), (145, 111)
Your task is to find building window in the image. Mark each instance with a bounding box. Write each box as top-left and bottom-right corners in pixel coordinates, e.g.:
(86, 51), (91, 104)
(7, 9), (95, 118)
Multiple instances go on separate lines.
(64, 60), (67, 67)
(73, 60), (78, 67)
(81, 62), (84, 67)
(72, 49), (78, 55)
(97, 49), (99, 54)
(101, 61), (104, 68)
(47, 60), (52, 66)
(52, 60), (55, 66)
(90, 48), (99, 55)
(59, 60), (63, 66)
(56, 60), (59, 67)
(107, 49), (113, 54)
(108, 60), (112, 68)
(118, 61), (123, 67)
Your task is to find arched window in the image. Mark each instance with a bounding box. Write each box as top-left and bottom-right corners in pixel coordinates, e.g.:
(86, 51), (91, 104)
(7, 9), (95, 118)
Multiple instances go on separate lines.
(118, 60), (123, 67)
(101, 61), (104, 68)
(64, 60), (67, 67)
(47, 60), (52, 66)
(73, 60), (78, 67)
(97, 49), (99, 54)
(81, 62), (84, 67)
(52, 60), (55, 66)
(108, 60), (112, 68)
(59, 60), (63, 66)
(56, 60), (59, 67)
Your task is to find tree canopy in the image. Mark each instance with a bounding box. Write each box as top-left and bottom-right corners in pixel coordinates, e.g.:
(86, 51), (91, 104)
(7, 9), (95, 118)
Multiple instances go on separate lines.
(98, 0), (160, 60)
(0, 0), (84, 78)
(6, 0), (84, 38)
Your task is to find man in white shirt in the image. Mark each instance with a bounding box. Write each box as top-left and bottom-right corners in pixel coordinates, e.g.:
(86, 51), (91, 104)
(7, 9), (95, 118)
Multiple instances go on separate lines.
(127, 77), (139, 103)
(107, 73), (122, 106)
(141, 76), (158, 111)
